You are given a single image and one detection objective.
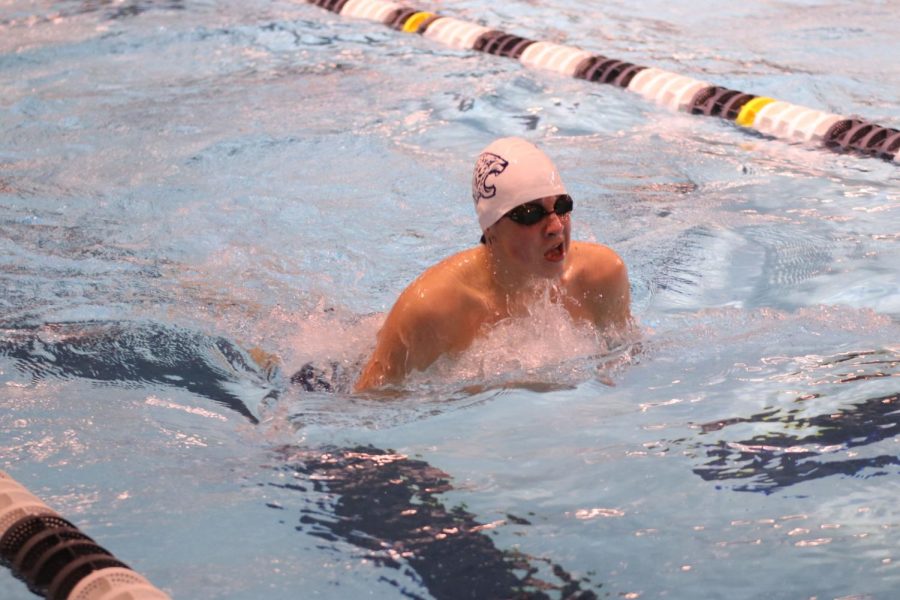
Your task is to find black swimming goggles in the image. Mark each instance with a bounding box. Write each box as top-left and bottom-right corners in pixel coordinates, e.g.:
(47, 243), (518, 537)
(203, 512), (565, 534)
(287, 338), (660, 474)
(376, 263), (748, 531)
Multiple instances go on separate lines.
(504, 194), (574, 226)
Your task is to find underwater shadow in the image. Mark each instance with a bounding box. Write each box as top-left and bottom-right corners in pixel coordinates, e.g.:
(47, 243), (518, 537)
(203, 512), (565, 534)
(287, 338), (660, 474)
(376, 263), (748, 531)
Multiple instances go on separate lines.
(270, 445), (601, 600)
(692, 392), (899, 493)
(0, 320), (275, 423)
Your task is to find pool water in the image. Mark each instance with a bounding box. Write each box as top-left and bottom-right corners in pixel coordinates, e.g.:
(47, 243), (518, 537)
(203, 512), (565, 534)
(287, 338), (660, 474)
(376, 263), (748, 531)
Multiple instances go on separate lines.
(1, 1), (898, 598)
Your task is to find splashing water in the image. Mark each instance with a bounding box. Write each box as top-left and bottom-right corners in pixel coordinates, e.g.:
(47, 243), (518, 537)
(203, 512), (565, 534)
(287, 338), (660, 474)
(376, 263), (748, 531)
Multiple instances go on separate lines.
(412, 281), (639, 390)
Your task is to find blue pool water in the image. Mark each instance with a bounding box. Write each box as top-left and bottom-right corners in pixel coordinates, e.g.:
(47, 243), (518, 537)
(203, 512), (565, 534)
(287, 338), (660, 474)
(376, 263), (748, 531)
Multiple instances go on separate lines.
(1, 1), (898, 598)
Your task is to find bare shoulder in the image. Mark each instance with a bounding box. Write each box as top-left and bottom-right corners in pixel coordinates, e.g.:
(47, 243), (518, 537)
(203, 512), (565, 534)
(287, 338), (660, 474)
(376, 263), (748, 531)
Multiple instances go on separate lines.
(568, 241), (628, 283)
(389, 247), (490, 332)
(566, 241), (631, 327)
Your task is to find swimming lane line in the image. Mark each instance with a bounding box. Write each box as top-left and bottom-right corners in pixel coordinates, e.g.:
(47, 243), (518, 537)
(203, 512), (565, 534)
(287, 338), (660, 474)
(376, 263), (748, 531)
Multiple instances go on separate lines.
(303, 0), (900, 164)
(1, 470), (170, 600)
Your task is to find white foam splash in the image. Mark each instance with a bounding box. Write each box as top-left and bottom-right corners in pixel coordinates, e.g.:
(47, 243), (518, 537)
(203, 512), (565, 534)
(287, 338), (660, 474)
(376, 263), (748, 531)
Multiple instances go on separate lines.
(411, 282), (637, 387)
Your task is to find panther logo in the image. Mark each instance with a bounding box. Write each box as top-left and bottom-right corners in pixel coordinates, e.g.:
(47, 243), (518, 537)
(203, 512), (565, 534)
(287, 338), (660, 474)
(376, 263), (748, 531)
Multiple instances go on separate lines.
(472, 152), (508, 203)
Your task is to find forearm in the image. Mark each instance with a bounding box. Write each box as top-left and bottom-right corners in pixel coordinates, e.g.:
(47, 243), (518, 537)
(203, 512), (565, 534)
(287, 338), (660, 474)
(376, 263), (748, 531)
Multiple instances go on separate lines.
(353, 323), (448, 392)
(354, 345), (407, 392)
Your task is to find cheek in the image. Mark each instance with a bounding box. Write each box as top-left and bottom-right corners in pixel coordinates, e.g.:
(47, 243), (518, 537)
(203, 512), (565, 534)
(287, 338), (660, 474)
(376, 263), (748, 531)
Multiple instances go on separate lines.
(507, 234), (543, 262)
(491, 222), (543, 262)
(509, 241), (533, 262)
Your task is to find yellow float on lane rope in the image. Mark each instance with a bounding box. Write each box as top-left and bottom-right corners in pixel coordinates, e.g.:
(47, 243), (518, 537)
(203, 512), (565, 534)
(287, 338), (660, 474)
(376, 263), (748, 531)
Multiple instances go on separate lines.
(402, 12), (435, 33)
(736, 96), (776, 127)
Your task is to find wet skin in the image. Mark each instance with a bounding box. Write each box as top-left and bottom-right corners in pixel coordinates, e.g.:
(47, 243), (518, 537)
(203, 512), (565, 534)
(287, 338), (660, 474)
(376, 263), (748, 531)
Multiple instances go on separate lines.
(354, 196), (631, 391)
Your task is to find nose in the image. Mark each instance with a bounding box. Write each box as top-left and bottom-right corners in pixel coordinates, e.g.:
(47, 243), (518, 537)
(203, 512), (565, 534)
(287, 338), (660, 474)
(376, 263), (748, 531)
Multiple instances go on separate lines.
(543, 211), (564, 236)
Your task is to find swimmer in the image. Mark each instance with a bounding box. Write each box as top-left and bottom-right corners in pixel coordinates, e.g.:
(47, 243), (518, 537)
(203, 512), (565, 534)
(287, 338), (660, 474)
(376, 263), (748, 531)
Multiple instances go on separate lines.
(354, 137), (631, 392)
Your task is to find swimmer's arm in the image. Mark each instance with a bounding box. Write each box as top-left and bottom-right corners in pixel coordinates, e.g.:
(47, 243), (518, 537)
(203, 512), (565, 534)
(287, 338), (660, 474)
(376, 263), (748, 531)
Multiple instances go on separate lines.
(353, 289), (463, 392)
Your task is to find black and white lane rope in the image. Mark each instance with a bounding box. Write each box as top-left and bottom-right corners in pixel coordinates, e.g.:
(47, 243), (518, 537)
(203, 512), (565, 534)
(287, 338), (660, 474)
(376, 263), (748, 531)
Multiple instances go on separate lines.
(1, 470), (170, 600)
(304, 0), (900, 164)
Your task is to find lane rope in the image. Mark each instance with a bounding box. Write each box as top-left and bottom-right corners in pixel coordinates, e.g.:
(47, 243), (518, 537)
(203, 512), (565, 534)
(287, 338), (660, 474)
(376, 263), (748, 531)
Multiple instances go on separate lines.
(304, 0), (900, 164)
(1, 470), (170, 600)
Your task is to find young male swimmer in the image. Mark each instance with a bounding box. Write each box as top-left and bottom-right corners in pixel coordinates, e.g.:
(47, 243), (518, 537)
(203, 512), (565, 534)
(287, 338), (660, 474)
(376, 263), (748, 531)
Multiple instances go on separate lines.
(354, 137), (631, 392)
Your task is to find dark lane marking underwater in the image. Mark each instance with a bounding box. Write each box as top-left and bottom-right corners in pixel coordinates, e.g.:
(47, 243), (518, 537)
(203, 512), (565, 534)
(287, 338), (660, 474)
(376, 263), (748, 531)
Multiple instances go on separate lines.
(0, 320), (274, 424)
(692, 392), (899, 494)
(270, 445), (601, 600)
(685, 348), (900, 493)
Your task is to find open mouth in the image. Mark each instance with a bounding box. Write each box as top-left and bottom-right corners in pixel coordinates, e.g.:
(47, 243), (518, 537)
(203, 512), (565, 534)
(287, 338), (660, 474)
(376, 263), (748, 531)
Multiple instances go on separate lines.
(544, 242), (565, 262)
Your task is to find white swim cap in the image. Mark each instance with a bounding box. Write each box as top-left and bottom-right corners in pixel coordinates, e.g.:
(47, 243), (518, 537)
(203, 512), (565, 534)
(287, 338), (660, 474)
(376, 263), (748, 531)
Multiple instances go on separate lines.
(471, 137), (567, 231)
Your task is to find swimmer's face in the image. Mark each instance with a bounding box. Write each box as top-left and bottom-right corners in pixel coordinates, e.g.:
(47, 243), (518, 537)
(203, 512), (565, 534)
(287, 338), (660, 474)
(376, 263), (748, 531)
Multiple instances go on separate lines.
(486, 194), (572, 279)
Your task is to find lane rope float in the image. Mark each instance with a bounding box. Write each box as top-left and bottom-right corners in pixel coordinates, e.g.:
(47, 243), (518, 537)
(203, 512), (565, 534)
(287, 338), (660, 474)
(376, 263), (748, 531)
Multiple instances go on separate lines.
(303, 0), (900, 164)
(1, 470), (170, 600)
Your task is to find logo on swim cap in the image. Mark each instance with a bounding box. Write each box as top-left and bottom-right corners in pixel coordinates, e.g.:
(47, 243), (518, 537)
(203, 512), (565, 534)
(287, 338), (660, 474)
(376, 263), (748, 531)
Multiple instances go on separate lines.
(471, 137), (567, 231)
(472, 152), (509, 204)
